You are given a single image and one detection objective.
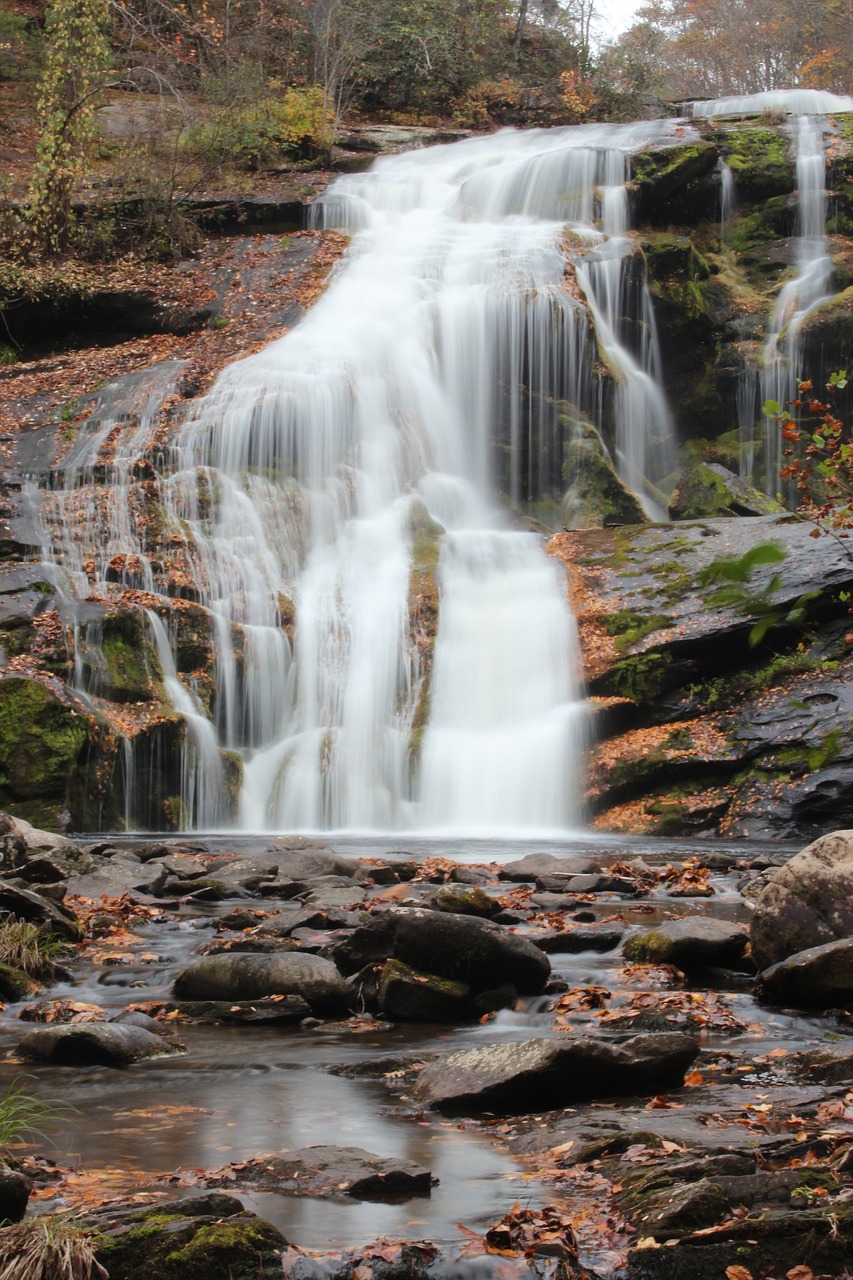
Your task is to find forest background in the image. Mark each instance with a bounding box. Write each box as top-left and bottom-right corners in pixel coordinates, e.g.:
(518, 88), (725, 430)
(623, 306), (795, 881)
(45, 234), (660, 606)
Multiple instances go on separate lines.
(0, 0), (851, 272)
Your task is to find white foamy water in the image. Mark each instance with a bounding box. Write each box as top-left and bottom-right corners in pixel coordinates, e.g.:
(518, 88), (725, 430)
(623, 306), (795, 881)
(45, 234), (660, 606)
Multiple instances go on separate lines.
(30, 122), (691, 832)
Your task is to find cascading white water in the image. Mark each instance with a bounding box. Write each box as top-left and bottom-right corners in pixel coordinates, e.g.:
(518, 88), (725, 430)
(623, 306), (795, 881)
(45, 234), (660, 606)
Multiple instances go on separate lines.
(693, 90), (853, 492)
(30, 121), (691, 832)
(718, 158), (735, 239)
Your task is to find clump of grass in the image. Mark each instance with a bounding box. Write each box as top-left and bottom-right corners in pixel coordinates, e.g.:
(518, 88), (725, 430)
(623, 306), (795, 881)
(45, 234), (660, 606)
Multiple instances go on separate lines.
(0, 1078), (61, 1151)
(0, 1218), (107, 1280)
(0, 343), (17, 366)
(0, 920), (66, 980)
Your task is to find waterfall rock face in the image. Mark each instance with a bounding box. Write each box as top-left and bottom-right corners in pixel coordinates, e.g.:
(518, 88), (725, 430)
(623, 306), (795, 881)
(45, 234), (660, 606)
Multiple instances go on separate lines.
(2, 90), (853, 836)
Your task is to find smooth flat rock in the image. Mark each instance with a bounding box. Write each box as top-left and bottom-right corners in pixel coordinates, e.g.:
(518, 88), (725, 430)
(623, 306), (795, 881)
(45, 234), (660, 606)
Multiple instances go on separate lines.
(622, 918), (748, 969)
(17, 1022), (173, 1066)
(500, 853), (595, 882)
(751, 829), (853, 969)
(758, 937), (853, 1008)
(536, 924), (626, 954)
(265, 844), (365, 880)
(413, 1032), (699, 1113)
(173, 951), (348, 1013)
(209, 1145), (434, 1201)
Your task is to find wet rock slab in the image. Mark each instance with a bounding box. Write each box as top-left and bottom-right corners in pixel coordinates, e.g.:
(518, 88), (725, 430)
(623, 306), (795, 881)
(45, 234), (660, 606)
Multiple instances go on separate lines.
(413, 1033), (699, 1113)
(208, 1145), (435, 1201)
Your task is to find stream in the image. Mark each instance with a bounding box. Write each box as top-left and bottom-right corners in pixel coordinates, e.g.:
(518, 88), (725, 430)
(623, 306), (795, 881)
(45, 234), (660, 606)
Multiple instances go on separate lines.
(4, 831), (842, 1262)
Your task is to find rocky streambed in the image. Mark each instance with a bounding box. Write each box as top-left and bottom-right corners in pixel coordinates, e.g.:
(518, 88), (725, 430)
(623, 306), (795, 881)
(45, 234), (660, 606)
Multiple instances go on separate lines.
(0, 817), (852, 1279)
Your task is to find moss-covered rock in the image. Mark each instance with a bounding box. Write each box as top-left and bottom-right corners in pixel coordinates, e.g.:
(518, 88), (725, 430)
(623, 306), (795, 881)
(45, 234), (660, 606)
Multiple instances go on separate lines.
(562, 419), (647, 529)
(668, 463), (786, 519)
(630, 141), (720, 226)
(0, 677), (89, 813)
(377, 957), (471, 1022)
(715, 126), (794, 203)
(95, 1206), (287, 1280)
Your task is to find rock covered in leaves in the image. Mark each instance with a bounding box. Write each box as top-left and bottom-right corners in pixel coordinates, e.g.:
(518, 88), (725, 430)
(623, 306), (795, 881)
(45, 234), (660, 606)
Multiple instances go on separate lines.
(17, 1022), (175, 1066)
(413, 1033), (699, 1113)
(751, 829), (853, 970)
(173, 950), (349, 1013)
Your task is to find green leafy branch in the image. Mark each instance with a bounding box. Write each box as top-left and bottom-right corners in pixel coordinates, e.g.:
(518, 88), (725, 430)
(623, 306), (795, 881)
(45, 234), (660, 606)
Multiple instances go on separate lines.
(697, 542), (820, 648)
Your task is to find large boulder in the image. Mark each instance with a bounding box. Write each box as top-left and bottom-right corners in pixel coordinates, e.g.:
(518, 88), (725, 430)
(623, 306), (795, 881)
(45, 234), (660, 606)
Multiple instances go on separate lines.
(413, 1032), (699, 1113)
(751, 830), (853, 970)
(387, 908), (549, 994)
(329, 907), (551, 995)
(622, 918), (749, 969)
(758, 937), (853, 1009)
(173, 951), (349, 1013)
(17, 1023), (173, 1066)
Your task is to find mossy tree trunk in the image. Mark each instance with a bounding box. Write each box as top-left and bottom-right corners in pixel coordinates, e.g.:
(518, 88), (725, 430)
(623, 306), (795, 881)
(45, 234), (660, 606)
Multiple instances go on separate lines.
(26, 0), (112, 255)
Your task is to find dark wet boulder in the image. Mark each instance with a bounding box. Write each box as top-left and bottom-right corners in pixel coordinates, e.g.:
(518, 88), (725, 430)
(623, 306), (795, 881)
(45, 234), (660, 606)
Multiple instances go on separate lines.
(622, 918), (749, 969)
(173, 951), (349, 1013)
(208, 1146), (435, 1201)
(0, 880), (81, 940)
(388, 907), (550, 994)
(377, 959), (470, 1022)
(17, 1022), (173, 1066)
(751, 829), (853, 969)
(0, 1160), (31, 1223)
(758, 937), (853, 1009)
(413, 1032), (699, 1113)
(535, 923), (626, 954)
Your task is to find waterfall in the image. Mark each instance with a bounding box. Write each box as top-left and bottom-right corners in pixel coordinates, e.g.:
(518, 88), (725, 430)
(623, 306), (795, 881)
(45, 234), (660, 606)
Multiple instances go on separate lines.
(29, 121), (690, 833)
(718, 158), (735, 240)
(693, 90), (853, 492)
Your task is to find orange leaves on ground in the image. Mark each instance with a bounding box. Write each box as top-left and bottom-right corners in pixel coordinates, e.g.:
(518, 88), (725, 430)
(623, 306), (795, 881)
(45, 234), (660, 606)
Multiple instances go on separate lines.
(458, 1203), (580, 1264)
(725, 1267), (754, 1280)
(552, 985), (612, 1021)
(19, 1000), (104, 1024)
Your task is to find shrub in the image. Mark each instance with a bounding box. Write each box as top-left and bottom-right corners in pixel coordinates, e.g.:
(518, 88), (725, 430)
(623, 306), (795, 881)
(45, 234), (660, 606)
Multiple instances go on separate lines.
(185, 87), (332, 169)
